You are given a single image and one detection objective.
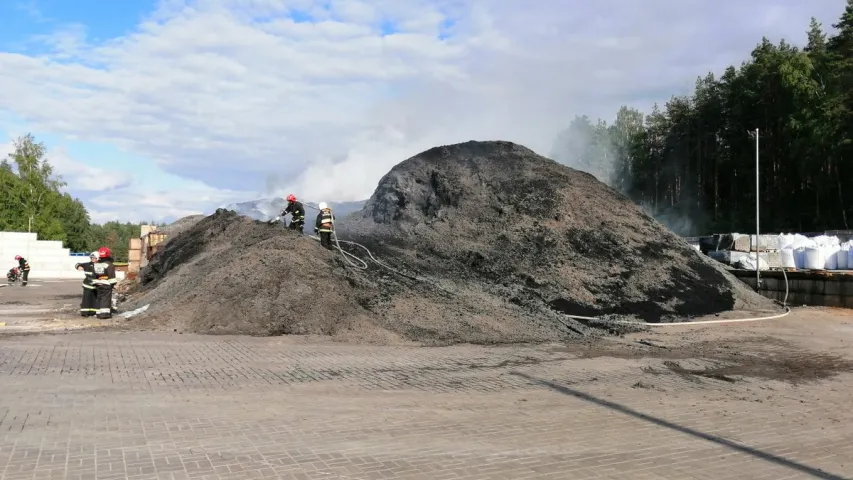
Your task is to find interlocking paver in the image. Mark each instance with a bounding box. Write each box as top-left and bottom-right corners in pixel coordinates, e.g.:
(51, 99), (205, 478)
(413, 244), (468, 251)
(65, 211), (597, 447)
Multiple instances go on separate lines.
(0, 328), (851, 479)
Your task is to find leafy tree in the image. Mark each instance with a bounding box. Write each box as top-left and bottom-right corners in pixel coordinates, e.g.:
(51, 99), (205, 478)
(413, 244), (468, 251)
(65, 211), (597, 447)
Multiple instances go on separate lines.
(6, 134), (66, 233)
(555, 2), (853, 235)
(56, 194), (94, 252)
(0, 133), (154, 258)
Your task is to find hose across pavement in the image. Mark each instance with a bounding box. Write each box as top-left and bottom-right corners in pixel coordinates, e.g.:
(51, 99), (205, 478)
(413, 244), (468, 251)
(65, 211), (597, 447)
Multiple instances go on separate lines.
(565, 266), (792, 327)
(296, 207), (794, 328)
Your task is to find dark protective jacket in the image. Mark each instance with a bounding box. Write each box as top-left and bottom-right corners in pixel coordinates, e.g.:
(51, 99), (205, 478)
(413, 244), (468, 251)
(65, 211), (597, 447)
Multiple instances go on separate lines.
(75, 261), (96, 289)
(91, 257), (117, 287)
(315, 208), (335, 233)
(18, 257), (30, 271)
(282, 201), (306, 224)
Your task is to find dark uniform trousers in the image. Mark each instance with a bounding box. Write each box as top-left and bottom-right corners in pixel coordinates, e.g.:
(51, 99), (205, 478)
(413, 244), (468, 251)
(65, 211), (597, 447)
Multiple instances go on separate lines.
(95, 283), (113, 318)
(92, 260), (117, 319)
(77, 262), (98, 316)
(19, 259), (30, 286)
(81, 285), (98, 316)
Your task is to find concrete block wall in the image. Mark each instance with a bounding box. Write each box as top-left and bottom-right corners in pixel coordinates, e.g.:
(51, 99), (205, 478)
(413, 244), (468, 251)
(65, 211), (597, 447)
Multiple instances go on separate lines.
(0, 232), (84, 279)
(734, 270), (853, 308)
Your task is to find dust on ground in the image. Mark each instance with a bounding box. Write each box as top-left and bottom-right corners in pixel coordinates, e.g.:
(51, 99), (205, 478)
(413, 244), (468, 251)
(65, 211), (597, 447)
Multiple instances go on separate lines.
(547, 308), (853, 384)
(5, 279), (853, 386)
(0, 280), (113, 334)
(122, 140), (780, 344)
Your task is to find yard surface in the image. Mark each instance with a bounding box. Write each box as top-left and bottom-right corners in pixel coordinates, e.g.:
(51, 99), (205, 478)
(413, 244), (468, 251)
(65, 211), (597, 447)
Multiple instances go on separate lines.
(1, 281), (852, 479)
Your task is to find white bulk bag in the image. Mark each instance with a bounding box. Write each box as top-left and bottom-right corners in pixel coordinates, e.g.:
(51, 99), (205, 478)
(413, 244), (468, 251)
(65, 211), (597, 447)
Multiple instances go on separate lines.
(780, 248), (796, 268)
(824, 245), (839, 270)
(804, 247), (825, 270)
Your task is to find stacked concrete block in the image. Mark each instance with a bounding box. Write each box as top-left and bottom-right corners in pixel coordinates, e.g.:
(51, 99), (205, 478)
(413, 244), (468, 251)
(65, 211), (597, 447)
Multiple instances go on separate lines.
(749, 234), (781, 251)
(0, 231), (85, 279)
(707, 250), (782, 268)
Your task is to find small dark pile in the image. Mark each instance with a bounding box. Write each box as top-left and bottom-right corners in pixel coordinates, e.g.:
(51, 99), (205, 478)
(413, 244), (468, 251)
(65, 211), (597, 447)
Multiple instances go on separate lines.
(129, 210), (384, 340)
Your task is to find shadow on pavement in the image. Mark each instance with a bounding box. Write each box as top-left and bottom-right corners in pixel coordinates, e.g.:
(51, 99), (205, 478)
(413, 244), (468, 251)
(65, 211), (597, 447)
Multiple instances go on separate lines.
(511, 371), (849, 480)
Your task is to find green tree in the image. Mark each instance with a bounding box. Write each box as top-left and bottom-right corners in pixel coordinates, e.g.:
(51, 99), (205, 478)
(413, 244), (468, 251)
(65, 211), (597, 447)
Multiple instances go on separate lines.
(554, 2), (853, 235)
(6, 134), (66, 233)
(0, 160), (25, 230)
(0, 132), (155, 254)
(55, 194), (93, 252)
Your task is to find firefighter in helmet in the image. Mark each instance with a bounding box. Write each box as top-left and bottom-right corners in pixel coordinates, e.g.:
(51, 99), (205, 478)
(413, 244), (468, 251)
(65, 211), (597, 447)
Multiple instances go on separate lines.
(14, 255), (30, 286)
(274, 194), (306, 232)
(314, 202), (335, 250)
(75, 251), (100, 316)
(91, 247), (117, 319)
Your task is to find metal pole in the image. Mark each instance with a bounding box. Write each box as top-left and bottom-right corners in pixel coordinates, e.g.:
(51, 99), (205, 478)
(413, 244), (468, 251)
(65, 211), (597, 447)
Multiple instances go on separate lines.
(755, 128), (760, 290)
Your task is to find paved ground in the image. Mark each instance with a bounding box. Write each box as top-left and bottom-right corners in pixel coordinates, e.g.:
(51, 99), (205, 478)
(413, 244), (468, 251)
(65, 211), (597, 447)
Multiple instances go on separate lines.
(1, 281), (853, 479)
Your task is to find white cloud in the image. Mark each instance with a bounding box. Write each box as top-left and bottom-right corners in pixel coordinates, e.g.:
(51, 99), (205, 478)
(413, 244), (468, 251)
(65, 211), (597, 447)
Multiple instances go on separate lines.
(0, 0), (845, 219)
(46, 147), (134, 192)
(86, 181), (256, 224)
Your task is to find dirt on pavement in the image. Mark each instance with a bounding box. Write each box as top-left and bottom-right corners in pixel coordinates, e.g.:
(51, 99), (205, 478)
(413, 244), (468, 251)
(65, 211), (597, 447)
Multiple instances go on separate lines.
(551, 308), (853, 384)
(5, 278), (853, 386)
(0, 280), (109, 334)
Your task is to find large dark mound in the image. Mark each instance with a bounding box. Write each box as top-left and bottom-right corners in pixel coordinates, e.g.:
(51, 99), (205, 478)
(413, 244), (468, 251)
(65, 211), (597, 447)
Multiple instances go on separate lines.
(339, 140), (775, 321)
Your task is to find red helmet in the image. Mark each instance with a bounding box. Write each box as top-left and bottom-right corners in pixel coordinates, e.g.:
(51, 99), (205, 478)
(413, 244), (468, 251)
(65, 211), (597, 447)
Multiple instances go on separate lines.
(98, 247), (111, 258)
(14, 255), (21, 260)
(286, 194), (296, 202)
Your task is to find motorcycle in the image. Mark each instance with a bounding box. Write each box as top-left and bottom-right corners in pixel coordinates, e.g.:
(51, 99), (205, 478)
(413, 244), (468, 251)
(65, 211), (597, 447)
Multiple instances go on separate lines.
(6, 267), (20, 285)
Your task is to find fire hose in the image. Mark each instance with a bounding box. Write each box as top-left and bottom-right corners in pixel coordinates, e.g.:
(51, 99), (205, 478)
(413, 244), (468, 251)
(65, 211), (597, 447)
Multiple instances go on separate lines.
(564, 267), (791, 326)
(293, 208), (793, 328)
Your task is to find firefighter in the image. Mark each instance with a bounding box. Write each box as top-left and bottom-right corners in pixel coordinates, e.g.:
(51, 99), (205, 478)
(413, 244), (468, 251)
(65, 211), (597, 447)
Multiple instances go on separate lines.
(75, 251), (99, 316)
(273, 194), (306, 232)
(91, 247), (117, 319)
(13, 255), (30, 286)
(314, 202), (335, 250)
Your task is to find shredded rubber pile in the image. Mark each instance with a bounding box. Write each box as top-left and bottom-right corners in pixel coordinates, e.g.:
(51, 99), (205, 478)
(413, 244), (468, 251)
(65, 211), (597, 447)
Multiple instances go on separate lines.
(126, 140), (776, 344)
(129, 211), (387, 341)
(338, 140), (775, 321)
(128, 209), (573, 343)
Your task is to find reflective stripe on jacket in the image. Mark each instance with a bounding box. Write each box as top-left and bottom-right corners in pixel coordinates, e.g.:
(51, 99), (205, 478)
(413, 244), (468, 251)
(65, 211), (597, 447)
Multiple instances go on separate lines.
(315, 209), (334, 233)
(92, 259), (117, 286)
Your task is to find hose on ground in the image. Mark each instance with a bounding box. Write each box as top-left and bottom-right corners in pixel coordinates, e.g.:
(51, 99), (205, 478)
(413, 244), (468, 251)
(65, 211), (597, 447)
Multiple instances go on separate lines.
(335, 238), (423, 282)
(565, 307), (791, 327)
(297, 206), (794, 327)
(307, 232), (367, 270)
(298, 204), (423, 280)
(565, 266), (792, 327)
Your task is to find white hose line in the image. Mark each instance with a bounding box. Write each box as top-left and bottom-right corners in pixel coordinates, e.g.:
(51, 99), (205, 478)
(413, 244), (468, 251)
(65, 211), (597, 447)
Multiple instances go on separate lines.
(308, 233), (368, 269)
(566, 306), (792, 327)
(301, 208), (795, 327)
(336, 239), (422, 281)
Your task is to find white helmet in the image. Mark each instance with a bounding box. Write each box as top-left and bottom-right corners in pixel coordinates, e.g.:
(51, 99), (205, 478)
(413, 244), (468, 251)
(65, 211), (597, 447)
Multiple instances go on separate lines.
(90, 251), (100, 260)
(318, 202), (328, 210)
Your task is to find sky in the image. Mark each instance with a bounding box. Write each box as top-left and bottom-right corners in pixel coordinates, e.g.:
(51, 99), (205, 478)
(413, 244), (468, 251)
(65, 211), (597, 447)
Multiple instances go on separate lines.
(0, 0), (846, 224)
